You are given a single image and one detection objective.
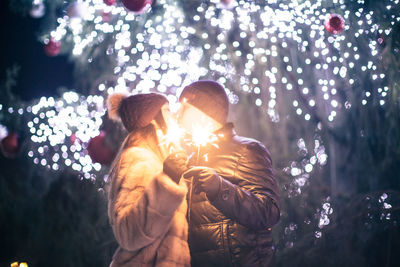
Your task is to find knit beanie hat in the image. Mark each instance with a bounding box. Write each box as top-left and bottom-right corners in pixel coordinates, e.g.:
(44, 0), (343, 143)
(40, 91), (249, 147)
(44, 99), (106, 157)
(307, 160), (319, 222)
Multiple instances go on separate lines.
(107, 92), (168, 132)
(179, 80), (229, 125)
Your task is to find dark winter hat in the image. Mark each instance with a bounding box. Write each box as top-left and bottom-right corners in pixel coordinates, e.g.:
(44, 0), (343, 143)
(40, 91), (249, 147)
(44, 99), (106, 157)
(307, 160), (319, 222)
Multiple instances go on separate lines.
(107, 92), (168, 132)
(179, 80), (229, 124)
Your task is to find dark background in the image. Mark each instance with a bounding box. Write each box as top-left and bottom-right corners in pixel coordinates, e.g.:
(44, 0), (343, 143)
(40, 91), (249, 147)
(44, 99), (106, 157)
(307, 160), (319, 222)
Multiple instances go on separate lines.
(0, 0), (74, 101)
(0, 5), (116, 266)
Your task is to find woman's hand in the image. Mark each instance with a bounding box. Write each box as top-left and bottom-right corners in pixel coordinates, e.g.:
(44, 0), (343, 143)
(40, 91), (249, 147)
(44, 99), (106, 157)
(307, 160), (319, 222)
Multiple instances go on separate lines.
(163, 151), (188, 183)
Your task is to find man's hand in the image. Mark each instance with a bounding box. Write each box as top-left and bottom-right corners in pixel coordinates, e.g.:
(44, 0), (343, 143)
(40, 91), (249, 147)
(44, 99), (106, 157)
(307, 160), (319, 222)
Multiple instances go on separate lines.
(163, 151), (188, 184)
(184, 167), (221, 200)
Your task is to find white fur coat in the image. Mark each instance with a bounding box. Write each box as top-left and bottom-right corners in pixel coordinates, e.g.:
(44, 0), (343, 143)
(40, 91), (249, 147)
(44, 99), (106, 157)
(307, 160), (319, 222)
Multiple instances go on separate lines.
(108, 145), (190, 267)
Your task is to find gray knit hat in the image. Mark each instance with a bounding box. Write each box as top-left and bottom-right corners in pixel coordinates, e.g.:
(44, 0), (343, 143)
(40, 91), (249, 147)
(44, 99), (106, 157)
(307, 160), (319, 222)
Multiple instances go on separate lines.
(179, 80), (229, 124)
(107, 92), (168, 132)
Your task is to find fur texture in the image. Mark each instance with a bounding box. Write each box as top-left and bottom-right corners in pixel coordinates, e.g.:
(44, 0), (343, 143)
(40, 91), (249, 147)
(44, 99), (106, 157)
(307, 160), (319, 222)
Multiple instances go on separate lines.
(108, 145), (190, 267)
(107, 92), (128, 121)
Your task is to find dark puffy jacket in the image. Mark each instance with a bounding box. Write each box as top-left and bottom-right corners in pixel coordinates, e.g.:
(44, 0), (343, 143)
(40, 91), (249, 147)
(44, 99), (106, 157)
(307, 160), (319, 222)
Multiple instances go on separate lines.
(186, 123), (280, 267)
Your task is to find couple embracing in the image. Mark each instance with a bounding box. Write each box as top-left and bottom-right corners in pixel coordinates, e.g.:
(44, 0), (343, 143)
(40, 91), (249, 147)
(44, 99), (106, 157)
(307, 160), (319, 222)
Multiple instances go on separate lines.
(106, 80), (280, 267)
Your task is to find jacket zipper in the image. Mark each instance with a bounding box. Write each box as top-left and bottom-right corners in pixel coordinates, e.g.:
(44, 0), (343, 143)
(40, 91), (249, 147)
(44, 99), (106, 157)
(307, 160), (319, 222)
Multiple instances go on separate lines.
(187, 177), (193, 226)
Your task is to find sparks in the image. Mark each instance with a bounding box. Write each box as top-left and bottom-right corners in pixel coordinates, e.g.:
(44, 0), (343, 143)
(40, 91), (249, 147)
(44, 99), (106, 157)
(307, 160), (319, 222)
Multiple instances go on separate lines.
(159, 121), (185, 153)
(191, 123), (218, 148)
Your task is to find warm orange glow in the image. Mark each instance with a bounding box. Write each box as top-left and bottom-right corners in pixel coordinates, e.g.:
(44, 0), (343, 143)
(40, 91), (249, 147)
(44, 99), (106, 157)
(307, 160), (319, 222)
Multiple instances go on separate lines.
(177, 102), (223, 137)
(163, 121), (185, 152)
(10, 262), (28, 267)
(192, 123), (217, 147)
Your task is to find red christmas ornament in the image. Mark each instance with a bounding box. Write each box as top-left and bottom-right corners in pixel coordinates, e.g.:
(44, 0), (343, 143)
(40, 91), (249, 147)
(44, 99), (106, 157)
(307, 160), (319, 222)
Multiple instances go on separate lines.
(324, 14), (345, 34)
(378, 34), (385, 46)
(122, 0), (153, 13)
(104, 0), (116, 6)
(87, 131), (115, 165)
(1, 132), (19, 158)
(44, 38), (61, 57)
(221, 0), (232, 5)
(70, 133), (79, 144)
(102, 11), (111, 22)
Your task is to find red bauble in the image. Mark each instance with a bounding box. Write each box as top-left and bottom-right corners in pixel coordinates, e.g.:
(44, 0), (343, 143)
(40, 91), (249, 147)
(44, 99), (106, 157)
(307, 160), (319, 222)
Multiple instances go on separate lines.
(44, 38), (61, 57)
(102, 11), (111, 22)
(122, 0), (153, 13)
(104, 0), (116, 6)
(324, 14), (345, 34)
(87, 131), (115, 165)
(378, 34), (385, 46)
(70, 133), (79, 143)
(1, 132), (19, 158)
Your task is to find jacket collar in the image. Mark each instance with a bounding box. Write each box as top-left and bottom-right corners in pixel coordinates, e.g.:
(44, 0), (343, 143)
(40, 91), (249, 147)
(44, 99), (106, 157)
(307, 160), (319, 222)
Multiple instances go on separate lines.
(214, 122), (236, 141)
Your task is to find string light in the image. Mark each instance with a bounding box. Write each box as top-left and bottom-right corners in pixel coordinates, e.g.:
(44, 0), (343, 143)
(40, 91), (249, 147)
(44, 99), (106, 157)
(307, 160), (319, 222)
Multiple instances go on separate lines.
(26, 92), (106, 178)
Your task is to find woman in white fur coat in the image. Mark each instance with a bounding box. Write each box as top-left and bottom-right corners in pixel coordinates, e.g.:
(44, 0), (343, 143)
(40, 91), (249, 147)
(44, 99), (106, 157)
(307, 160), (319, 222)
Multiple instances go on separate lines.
(106, 92), (190, 267)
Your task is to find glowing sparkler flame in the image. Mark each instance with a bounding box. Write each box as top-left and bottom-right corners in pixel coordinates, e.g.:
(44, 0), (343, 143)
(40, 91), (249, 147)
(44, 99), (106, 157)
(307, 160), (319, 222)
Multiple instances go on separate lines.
(165, 121), (185, 147)
(158, 121), (219, 156)
(192, 124), (218, 147)
(159, 121), (185, 153)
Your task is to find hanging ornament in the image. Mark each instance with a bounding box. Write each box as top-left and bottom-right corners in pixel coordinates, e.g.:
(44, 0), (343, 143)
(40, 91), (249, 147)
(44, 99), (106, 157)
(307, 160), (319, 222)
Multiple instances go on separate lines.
(67, 1), (88, 19)
(121, 0), (153, 13)
(30, 1), (46, 19)
(377, 34), (386, 47)
(218, 0), (234, 10)
(44, 38), (61, 57)
(324, 14), (345, 34)
(104, 0), (116, 6)
(70, 133), (79, 144)
(102, 10), (112, 23)
(1, 132), (19, 158)
(87, 131), (115, 165)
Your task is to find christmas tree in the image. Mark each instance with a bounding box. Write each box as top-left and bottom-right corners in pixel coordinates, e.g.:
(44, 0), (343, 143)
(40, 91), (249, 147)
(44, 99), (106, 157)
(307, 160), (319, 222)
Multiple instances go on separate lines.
(1, 0), (400, 266)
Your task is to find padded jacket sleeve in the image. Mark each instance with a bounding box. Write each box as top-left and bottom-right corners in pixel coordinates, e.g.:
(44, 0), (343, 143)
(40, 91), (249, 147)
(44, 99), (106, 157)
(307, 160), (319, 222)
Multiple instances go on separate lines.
(209, 142), (280, 230)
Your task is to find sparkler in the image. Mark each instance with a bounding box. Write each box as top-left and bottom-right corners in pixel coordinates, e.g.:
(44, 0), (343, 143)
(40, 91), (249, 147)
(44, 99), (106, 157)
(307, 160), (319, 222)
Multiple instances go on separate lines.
(191, 123), (218, 148)
(159, 120), (219, 162)
(185, 122), (218, 227)
(191, 123), (219, 165)
(158, 120), (185, 154)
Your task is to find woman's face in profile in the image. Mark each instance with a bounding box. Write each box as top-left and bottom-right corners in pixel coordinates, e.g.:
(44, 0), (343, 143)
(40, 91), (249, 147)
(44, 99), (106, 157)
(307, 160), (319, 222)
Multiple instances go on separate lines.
(161, 104), (177, 131)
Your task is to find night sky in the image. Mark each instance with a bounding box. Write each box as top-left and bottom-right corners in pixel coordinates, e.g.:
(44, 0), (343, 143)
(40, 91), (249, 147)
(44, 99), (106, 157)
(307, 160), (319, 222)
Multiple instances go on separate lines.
(0, 1), (74, 101)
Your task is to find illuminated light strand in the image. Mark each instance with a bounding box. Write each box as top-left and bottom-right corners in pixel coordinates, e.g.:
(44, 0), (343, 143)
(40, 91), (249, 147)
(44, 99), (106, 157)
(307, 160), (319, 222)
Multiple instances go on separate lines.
(45, 0), (398, 119)
(25, 92), (106, 178)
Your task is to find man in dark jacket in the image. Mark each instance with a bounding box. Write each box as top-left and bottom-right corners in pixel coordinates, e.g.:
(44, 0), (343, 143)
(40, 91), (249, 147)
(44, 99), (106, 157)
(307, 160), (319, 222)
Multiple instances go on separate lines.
(178, 80), (280, 267)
